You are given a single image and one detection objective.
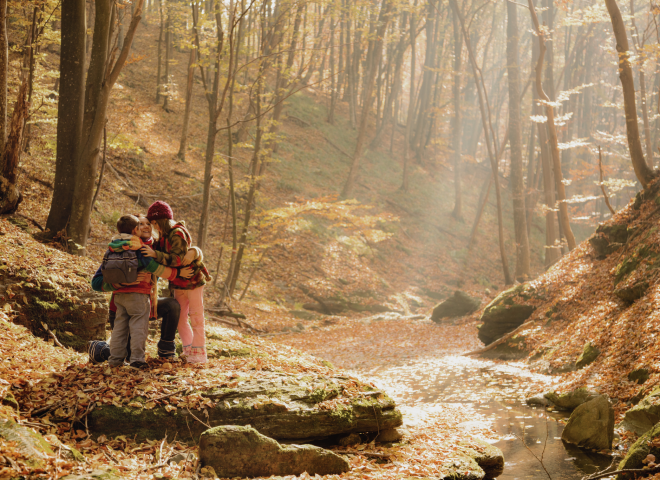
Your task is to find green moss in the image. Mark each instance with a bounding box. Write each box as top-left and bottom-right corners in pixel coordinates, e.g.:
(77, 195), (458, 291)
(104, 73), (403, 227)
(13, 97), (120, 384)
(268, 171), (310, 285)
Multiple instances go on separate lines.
(575, 342), (600, 369)
(614, 245), (659, 285)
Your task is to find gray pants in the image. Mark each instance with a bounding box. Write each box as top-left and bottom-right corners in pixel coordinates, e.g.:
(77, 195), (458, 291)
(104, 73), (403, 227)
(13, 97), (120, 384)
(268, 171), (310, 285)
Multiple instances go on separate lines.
(109, 293), (150, 366)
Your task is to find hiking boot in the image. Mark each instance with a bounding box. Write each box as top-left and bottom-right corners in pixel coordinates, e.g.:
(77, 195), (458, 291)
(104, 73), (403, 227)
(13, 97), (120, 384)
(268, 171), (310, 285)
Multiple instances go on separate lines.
(87, 340), (110, 364)
(129, 361), (149, 370)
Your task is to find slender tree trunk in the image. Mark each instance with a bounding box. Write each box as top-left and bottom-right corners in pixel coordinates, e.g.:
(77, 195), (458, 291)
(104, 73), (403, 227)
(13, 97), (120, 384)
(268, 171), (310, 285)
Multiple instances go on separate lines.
(604, 0), (655, 187)
(341, 0), (393, 198)
(46, 0), (86, 236)
(0, 0), (7, 154)
(528, 0), (576, 252)
(451, 9), (462, 220)
(0, 82), (28, 214)
(162, 13), (171, 110)
(155, 0), (164, 103)
(400, 6), (416, 193)
(449, 0), (512, 285)
(177, 44), (195, 160)
(507, 0), (530, 280)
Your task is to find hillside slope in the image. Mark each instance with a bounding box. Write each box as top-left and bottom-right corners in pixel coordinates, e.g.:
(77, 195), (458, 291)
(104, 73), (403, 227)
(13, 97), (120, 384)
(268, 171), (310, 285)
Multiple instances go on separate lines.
(488, 178), (660, 415)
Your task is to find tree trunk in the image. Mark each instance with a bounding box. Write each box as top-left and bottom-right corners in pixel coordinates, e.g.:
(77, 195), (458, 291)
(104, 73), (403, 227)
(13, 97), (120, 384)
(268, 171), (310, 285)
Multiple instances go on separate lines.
(0, 0), (7, 154)
(69, 0), (145, 253)
(162, 12), (171, 110)
(177, 44), (195, 160)
(604, 0), (655, 187)
(450, 9), (462, 220)
(400, 6), (416, 193)
(155, 0), (164, 103)
(506, 0), (530, 280)
(46, 0), (86, 237)
(0, 82), (28, 214)
(340, 0), (393, 198)
(449, 0), (512, 285)
(528, 0), (576, 252)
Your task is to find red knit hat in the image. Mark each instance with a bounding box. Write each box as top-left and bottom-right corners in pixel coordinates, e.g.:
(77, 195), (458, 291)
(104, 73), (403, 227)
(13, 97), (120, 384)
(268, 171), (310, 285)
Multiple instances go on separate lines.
(147, 201), (174, 221)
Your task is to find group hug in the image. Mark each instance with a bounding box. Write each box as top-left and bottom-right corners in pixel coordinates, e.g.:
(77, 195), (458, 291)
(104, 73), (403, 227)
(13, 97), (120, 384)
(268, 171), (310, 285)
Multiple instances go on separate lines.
(87, 200), (212, 369)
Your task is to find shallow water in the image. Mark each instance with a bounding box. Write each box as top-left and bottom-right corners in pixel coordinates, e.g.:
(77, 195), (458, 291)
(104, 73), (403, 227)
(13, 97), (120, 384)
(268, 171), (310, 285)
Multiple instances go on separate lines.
(365, 355), (613, 480)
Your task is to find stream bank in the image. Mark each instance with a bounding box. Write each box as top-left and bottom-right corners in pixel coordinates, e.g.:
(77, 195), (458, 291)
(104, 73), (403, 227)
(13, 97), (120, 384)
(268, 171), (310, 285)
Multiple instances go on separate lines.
(277, 317), (616, 479)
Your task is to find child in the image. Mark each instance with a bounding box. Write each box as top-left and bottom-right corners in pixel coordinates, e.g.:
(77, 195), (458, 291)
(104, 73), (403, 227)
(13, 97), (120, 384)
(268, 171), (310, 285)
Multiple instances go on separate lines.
(89, 215), (195, 363)
(141, 201), (211, 364)
(93, 214), (184, 369)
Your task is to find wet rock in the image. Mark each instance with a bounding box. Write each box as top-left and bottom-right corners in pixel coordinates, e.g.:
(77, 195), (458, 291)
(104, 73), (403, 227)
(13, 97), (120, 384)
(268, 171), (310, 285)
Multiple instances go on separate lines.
(0, 418), (54, 468)
(199, 425), (350, 477)
(438, 453), (485, 480)
(561, 395), (614, 451)
(628, 368), (650, 384)
(614, 281), (649, 303)
(88, 372), (403, 443)
(477, 284), (536, 345)
(620, 386), (660, 435)
(576, 342), (601, 369)
(61, 470), (121, 480)
(458, 438), (505, 478)
(431, 291), (481, 322)
(616, 421), (660, 479)
(376, 427), (408, 443)
(525, 395), (554, 407)
(544, 387), (598, 411)
(338, 433), (361, 446)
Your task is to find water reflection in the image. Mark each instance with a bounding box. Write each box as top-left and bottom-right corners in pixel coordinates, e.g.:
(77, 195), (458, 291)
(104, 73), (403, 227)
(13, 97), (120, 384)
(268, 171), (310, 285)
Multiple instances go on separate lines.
(365, 356), (612, 479)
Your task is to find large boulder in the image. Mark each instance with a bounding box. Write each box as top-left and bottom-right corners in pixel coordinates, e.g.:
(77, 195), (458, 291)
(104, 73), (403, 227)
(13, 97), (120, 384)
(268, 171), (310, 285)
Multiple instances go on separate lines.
(575, 342), (600, 369)
(616, 421), (660, 479)
(561, 395), (614, 451)
(477, 284), (536, 345)
(199, 425), (349, 477)
(88, 372), (402, 443)
(544, 387), (598, 411)
(0, 418), (54, 469)
(431, 291), (481, 322)
(619, 386), (660, 435)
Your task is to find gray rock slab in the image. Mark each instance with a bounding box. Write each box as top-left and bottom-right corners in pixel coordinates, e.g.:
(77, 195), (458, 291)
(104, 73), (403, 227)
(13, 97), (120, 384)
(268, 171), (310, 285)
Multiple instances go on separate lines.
(545, 387), (598, 411)
(431, 291), (481, 321)
(199, 425), (349, 477)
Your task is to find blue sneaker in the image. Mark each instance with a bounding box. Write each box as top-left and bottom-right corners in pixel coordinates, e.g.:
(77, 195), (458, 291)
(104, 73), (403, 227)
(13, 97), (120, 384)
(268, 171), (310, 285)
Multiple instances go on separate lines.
(87, 340), (110, 364)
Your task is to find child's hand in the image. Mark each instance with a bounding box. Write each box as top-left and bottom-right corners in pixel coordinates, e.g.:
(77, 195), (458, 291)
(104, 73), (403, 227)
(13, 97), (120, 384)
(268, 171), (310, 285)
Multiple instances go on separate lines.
(140, 245), (157, 258)
(137, 272), (152, 283)
(182, 249), (197, 266)
(179, 266), (194, 279)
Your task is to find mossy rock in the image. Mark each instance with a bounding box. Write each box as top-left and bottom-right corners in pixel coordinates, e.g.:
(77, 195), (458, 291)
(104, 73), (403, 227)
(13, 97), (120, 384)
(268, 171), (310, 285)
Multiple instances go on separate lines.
(576, 342), (601, 369)
(457, 438), (504, 478)
(596, 223), (629, 244)
(590, 222), (629, 260)
(477, 284), (536, 345)
(616, 421), (660, 479)
(0, 418), (54, 468)
(628, 368), (650, 384)
(614, 245), (658, 286)
(614, 281), (649, 303)
(619, 386), (660, 435)
(544, 387), (597, 411)
(87, 373), (402, 443)
(437, 453), (485, 480)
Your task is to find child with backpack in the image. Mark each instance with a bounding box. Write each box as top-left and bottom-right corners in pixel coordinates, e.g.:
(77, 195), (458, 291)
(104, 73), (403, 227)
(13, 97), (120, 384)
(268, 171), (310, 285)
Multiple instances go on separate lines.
(141, 201), (211, 364)
(92, 214), (187, 369)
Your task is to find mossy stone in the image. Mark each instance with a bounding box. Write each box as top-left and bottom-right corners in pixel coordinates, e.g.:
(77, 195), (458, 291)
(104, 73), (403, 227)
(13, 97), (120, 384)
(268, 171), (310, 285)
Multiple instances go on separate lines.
(544, 387), (597, 411)
(616, 421), (660, 479)
(431, 291), (481, 322)
(614, 281), (649, 303)
(628, 368), (650, 384)
(477, 284), (536, 345)
(576, 342), (601, 369)
(0, 418), (54, 468)
(619, 386), (660, 435)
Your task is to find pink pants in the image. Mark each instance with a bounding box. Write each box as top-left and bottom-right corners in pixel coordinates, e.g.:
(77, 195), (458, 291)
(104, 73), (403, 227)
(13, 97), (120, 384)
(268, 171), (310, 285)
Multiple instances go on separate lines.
(173, 286), (207, 363)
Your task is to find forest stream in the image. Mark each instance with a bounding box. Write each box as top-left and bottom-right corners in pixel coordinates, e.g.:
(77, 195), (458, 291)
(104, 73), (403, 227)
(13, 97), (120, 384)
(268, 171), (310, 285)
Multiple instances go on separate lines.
(278, 321), (616, 480)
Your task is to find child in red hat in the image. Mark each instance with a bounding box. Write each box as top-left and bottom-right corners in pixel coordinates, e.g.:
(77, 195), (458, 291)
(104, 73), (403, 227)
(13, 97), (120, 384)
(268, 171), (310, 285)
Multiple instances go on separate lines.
(141, 201), (211, 363)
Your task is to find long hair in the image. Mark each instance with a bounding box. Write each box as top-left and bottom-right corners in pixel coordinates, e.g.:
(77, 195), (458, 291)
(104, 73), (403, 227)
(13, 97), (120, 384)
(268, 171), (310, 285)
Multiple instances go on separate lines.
(154, 218), (177, 238)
